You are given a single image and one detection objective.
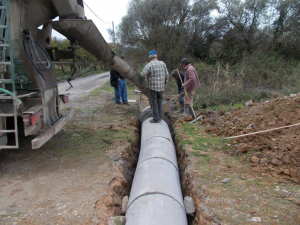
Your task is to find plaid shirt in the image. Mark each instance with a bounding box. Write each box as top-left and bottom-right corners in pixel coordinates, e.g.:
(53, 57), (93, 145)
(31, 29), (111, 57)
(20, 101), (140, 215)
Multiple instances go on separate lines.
(141, 59), (169, 92)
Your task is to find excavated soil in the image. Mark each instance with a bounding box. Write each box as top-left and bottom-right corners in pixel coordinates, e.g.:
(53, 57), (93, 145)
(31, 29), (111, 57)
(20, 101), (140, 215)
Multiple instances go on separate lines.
(203, 94), (300, 183)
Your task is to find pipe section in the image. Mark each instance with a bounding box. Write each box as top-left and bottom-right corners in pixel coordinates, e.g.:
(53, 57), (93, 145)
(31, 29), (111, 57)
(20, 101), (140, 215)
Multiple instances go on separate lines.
(51, 20), (149, 95)
(125, 117), (187, 225)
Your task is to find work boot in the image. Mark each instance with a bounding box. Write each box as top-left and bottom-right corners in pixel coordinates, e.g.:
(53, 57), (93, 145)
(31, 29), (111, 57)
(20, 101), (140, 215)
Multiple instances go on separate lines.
(184, 105), (194, 118)
(176, 103), (184, 113)
(149, 119), (161, 123)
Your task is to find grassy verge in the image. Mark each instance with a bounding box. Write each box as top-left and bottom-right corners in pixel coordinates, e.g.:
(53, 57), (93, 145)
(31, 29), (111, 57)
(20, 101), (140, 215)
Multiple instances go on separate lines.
(174, 120), (300, 224)
(57, 80), (140, 164)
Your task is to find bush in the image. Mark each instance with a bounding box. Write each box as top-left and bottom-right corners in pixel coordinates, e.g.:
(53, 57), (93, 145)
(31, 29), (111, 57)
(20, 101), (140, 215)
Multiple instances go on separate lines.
(192, 51), (300, 109)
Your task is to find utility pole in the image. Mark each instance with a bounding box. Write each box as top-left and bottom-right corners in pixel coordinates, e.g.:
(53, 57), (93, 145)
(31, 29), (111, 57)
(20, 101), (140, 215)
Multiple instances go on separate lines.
(112, 21), (115, 47)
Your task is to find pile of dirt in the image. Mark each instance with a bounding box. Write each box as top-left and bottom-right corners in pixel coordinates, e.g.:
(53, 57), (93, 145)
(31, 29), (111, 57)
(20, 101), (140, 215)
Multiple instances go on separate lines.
(202, 94), (300, 183)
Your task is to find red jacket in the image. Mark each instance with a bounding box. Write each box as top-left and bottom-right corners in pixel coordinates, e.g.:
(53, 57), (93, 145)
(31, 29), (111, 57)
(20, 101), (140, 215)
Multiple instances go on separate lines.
(183, 64), (201, 91)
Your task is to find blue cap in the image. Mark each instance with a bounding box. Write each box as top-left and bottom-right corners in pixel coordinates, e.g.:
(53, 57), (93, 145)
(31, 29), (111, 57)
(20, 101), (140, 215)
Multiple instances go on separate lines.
(149, 50), (157, 56)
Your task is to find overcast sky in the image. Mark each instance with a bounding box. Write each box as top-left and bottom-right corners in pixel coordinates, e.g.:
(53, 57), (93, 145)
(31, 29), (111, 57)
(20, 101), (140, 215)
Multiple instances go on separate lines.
(52, 0), (130, 42)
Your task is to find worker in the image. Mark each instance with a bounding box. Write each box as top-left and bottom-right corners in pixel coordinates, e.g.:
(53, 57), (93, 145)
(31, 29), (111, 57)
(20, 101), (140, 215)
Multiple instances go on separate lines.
(180, 58), (201, 117)
(141, 50), (169, 123)
(171, 70), (185, 113)
(110, 56), (130, 105)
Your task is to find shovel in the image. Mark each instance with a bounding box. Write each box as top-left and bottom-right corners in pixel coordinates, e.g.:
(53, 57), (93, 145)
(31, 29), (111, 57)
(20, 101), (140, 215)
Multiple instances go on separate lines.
(163, 92), (184, 105)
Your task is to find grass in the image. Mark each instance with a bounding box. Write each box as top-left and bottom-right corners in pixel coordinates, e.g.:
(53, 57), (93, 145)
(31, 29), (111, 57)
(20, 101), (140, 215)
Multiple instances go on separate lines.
(176, 122), (222, 151)
(174, 118), (300, 225)
(53, 80), (140, 164)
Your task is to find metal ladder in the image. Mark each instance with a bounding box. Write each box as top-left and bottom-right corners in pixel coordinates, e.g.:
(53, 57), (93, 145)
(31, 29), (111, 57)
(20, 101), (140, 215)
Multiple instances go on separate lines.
(0, 0), (19, 149)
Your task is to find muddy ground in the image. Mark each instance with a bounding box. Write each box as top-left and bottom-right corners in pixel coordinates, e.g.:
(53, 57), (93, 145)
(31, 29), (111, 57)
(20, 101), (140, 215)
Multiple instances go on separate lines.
(0, 73), (299, 225)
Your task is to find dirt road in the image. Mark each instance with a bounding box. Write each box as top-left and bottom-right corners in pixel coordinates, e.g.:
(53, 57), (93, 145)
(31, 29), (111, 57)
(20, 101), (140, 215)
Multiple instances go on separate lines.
(0, 72), (132, 225)
(58, 72), (110, 100)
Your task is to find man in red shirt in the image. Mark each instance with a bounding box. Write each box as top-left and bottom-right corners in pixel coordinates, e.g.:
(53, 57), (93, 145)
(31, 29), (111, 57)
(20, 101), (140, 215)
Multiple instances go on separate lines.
(180, 58), (201, 117)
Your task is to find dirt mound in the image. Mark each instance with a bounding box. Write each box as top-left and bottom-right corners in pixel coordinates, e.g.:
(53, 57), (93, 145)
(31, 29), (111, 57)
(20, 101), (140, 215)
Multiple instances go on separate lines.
(202, 94), (300, 183)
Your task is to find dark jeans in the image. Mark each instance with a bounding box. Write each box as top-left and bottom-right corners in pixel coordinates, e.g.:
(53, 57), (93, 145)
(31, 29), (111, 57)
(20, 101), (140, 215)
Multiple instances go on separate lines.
(114, 79), (128, 103)
(178, 93), (184, 104)
(149, 89), (163, 121)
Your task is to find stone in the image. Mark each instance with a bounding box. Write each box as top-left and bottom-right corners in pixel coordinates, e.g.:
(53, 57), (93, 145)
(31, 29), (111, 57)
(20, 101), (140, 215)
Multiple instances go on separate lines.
(108, 216), (125, 225)
(184, 196), (196, 216)
(293, 199), (300, 206)
(271, 158), (279, 166)
(245, 100), (254, 106)
(260, 157), (269, 166)
(222, 178), (229, 183)
(250, 156), (260, 165)
(237, 143), (248, 152)
(251, 217), (262, 223)
(121, 196), (129, 215)
(282, 155), (292, 164)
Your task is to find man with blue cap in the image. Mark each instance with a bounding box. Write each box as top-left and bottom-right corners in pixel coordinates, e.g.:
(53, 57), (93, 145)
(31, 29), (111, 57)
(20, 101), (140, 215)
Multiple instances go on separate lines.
(141, 50), (169, 123)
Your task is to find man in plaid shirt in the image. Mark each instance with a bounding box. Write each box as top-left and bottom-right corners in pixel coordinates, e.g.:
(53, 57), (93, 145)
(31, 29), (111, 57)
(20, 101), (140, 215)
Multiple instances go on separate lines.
(141, 50), (169, 123)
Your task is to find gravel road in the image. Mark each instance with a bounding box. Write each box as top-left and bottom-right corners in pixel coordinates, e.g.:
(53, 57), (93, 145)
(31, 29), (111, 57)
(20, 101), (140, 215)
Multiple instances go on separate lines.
(0, 72), (114, 225)
(58, 71), (110, 100)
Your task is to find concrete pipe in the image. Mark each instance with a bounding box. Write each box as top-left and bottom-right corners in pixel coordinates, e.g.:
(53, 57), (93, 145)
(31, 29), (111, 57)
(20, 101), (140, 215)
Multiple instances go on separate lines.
(125, 117), (187, 225)
(51, 19), (149, 95)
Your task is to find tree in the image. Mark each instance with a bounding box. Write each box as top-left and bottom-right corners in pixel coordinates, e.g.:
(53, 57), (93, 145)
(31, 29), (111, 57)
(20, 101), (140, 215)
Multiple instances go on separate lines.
(112, 0), (192, 68)
(273, 0), (300, 59)
(214, 0), (271, 63)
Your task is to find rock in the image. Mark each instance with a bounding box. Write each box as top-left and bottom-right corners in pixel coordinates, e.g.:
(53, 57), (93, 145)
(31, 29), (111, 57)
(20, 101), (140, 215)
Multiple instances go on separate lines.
(290, 94), (297, 97)
(250, 156), (260, 165)
(260, 157), (269, 166)
(108, 216), (125, 225)
(282, 155), (292, 164)
(121, 196), (129, 215)
(251, 217), (262, 223)
(245, 100), (254, 106)
(113, 155), (122, 162)
(222, 178), (229, 183)
(184, 196), (196, 216)
(271, 158), (279, 166)
(293, 199), (300, 206)
(240, 174), (247, 180)
(237, 143), (248, 152)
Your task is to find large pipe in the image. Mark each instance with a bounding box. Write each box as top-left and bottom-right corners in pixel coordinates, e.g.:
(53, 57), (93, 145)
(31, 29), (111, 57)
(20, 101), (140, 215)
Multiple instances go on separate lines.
(51, 20), (149, 95)
(125, 116), (187, 225)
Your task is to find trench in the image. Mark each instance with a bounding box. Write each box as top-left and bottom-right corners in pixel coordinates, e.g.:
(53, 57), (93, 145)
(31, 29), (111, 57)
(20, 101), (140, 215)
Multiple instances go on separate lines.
(97, 109), (215, 225)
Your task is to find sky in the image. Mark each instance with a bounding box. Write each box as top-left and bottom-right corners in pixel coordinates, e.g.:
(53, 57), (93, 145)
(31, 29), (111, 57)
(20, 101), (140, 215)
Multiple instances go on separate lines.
(52, 0), (131, 42)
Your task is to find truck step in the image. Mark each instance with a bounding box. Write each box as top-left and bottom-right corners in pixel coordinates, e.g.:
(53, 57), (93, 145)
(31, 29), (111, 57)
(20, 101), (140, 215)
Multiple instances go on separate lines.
(0, 130), (16, 133)
(0, 113), (14, 117)
(0, 79), (12, 84)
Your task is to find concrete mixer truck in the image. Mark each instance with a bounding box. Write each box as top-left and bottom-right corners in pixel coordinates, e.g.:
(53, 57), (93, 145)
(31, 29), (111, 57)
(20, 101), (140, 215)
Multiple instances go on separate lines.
(0, 0), (148, 150)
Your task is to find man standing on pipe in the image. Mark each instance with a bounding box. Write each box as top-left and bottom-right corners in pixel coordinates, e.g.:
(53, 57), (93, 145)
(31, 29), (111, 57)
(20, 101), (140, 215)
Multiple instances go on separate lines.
(141, 50), (169, 123)
(180, 58), (201, 117)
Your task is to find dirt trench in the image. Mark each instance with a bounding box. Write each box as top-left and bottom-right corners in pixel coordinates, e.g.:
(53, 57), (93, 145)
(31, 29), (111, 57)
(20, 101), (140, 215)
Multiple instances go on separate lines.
(101, 109), (216, 225)
(95, 125), (140, 224)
